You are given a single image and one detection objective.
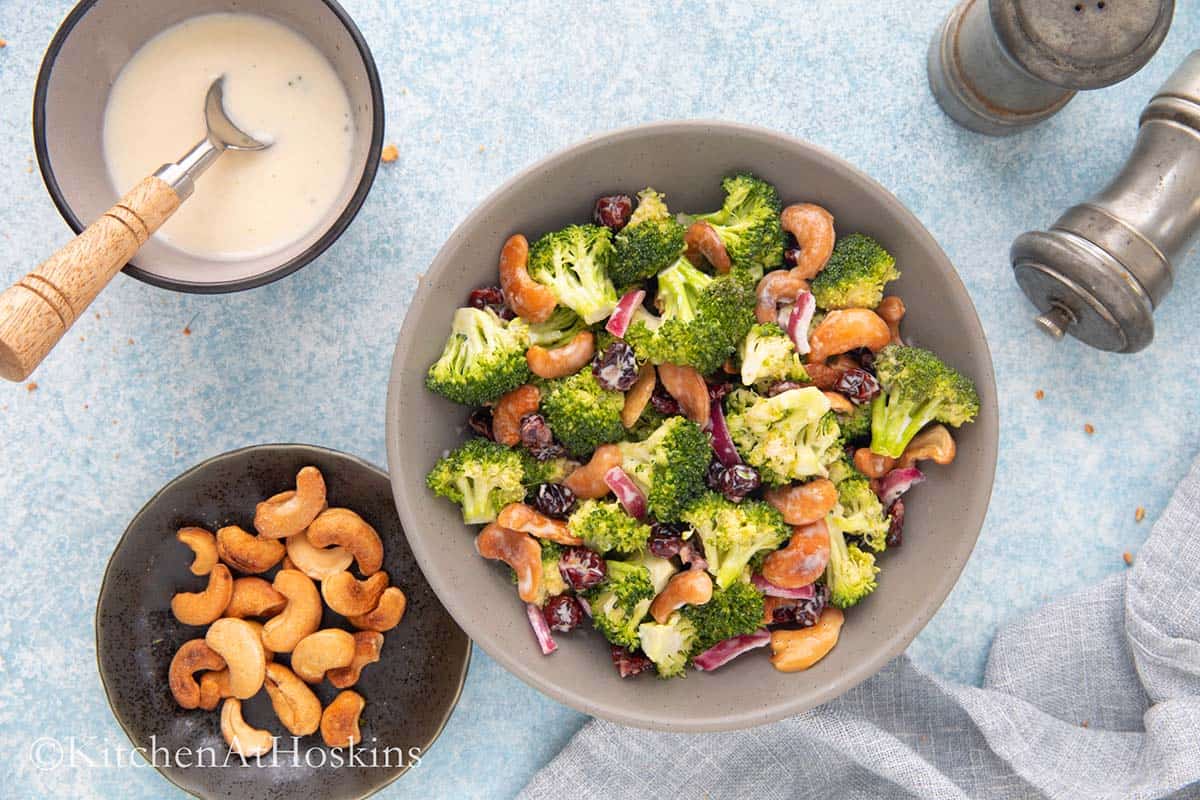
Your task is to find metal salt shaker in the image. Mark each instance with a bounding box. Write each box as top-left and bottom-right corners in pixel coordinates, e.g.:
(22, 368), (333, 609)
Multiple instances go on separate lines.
(1011, 50), (1200, 352)
(928, 0), (1173, 135)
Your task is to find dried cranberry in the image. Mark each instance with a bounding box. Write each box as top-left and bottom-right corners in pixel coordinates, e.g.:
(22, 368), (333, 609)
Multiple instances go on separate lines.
(705, 459), (727, 492)
(467, 285), (505, 309)
(532, 483), (576, 519)
(593, 194), (634, 232)
(593, 341), (639, 391)
(886, 497), (905, 548)
(648, 522), (685, 558)
(834, 368), (882, 405)
(611, 645), (654, 678)
(559, 547), (607, 591)
(783, 247), (804, 269)
(767, 380), (806, 397)
(719, 464), (761, 502)
(543, 595), (583, 632)
(771, 583), (829, 627)
(707, 380), (734, 402)
(852, 347), (877, 372)
(467, 407), (494, 440)
(679, 540), (707, 571)
(650, 387), (680, 416)
(519, 413), (566, 461)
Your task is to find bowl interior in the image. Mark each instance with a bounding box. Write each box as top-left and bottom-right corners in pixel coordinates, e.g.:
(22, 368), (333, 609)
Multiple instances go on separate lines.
(96, 444), (470, 800)
(387, 122), (997, 732)
(36, 0), (380, 291)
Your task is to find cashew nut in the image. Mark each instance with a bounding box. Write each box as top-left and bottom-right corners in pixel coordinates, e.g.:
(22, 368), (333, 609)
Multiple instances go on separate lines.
(761, 520), (830, 588)
(321, 571), (390, 617)
(171, 564), (233, 626)
(168, 639), (226, 709)
(497, 502), (582, 546)
(224, 577), (287, 619)
(253, 466), (327, 539)
(306, 508), (384, 576)
(243, 619), (274, 661)
(291, 628), (357, 684)
(649, 570), (712, 624)
(768, 606), (844, 672)
(347, 587), (407, 632)
(499, 233), (557, 323)
(204, 618), (266, 699)
(261, 569), (323, 653)
(876, 295), (905, 345)
(780, 203), (835, 279)
(764, 479), (838, 526)
(220, 698), (274, 757)
(563, 444), (620, 499)
(177, 527), (218, 576)
(197, 668), (232, 711)
(683, 221), (731, 273)
(263, 663), (322, 736)
(821, 391), (854, 414)
(285, 529), (354, 581)
(897, 424), (956, 470)
(328, 631), (384, 689)
(476, 523), (542, 604)
(805, 354), (859, 390)
(216, 525), (285, 575)
(492, 384), (541, 447)
(755, 270), (807, 324)
(621, 363), (656, 429)
(854, 447), (896, 478)
(657, 363), (710, 426)
(320, 690), (365, 748)
(527, 331), (595, 380)
(808, 309), (891, 364)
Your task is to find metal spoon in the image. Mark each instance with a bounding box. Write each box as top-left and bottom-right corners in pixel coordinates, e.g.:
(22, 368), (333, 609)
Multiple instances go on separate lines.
(0, 77), (272, 382)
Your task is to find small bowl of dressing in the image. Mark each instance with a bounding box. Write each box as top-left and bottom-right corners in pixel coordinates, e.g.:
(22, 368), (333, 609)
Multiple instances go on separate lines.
(34, 0), (384, 293)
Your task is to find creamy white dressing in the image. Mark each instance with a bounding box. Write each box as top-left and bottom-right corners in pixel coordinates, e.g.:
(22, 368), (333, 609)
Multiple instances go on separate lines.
(102, 13), (354, 260)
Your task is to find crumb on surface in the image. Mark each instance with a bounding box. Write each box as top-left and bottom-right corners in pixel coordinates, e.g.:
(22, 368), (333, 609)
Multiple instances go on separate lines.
(381, 144), (399, 163)
(1123, 551), (1133, 566)
(25, 382), (37, 392)
(1135, 506), (1146, 522)
(127, 338), (134, 345)
(1084, 423), (1095, 435)
(478, 145), (486, 152)
(1081, 720), (1089, 728)
(1034, 389), (1044, 400)
(0, 40), (7, 48)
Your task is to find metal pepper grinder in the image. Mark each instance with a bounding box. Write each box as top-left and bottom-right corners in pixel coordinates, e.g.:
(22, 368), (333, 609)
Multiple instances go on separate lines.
(1011, 50), (1200, 353)
(928, 0), (1173, 135)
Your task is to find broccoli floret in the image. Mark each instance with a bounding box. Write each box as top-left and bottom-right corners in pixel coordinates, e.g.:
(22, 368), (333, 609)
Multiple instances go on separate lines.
(725, 387), (842, 485)
(624, 405), (669, 442)
(681, 493), (790, 589)
(425, 307), (531, 406)
(828, 477), (890, 552)
(810, 234), (899, 310)
(527, 456), (579, 486)
(426, 438), (540, 524)
(536, 541), (568, 604)
(612, 189), (686, 287)
(682, 580), (765, 652)
(528, 224), (618, 324)
(689, 173), (784, 276)
(585, 555), (677, 649)
(527, 306), (588, 349)
(617, 417), (710, 521)
(540, 368), (626, 457)
(737, 322), (809, 387)
(836, 402), (873, 444)
(825, 524), (879, 608)
(624, 257), (757, 375)
(568, 499), (652, 555)
(637, 612), (699, 678)
(826, 456), (866, 486)
(869, 345), (980, 458)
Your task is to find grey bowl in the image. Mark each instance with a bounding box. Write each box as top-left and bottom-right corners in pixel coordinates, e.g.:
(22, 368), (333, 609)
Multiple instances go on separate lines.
(386, 121), (998, 732)
(34, 0), (383, 293)
(96, 444), (470, 799)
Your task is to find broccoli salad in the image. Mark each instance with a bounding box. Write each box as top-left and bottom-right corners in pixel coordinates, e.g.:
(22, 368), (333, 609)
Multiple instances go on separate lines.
(425, 174), (980, 679)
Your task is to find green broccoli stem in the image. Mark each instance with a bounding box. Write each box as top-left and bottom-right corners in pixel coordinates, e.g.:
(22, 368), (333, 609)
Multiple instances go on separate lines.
(869, 392), (943, 458)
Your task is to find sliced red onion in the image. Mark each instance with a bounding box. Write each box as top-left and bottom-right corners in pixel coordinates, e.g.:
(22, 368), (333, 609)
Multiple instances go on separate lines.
(751, 574), (816, 599)
(605, 289), (646, 337)
(526, 603), (557, 655)
(679, 540), (708, 572)
(693, 629), (772, 671)
(786, 291), (815, 355)
(604, 466), (647, 519)
(876, 466), (925, 508)
(708, 400), (742, 467)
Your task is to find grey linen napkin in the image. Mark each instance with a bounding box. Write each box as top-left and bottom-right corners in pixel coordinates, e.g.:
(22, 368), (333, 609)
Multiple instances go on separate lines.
(521, 455), (1200, 800)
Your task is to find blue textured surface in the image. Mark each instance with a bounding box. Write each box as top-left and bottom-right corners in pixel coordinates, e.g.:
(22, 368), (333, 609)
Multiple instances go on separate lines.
(1, 1), (1198, 798)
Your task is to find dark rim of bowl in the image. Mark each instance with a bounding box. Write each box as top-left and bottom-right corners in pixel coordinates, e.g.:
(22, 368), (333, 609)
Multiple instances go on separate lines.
(32, 0), (385, 295)
(387, 119), (998, 731)
(94, 443), (471, 800)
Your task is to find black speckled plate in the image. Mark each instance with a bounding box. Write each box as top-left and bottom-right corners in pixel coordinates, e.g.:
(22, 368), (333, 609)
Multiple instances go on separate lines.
(96, 444), (470, 800)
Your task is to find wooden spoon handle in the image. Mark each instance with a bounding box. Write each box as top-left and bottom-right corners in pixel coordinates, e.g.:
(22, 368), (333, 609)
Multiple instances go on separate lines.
(0, 175), (181, 382)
